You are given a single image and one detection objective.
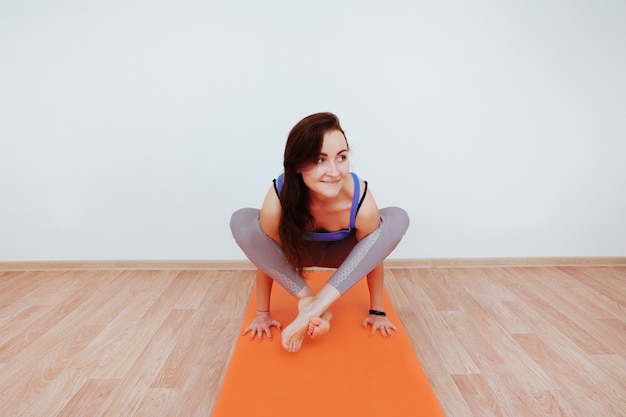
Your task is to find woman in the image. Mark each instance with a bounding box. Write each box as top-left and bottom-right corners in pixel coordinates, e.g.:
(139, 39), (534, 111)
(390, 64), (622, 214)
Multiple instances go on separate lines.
(230, 112), (409, 352)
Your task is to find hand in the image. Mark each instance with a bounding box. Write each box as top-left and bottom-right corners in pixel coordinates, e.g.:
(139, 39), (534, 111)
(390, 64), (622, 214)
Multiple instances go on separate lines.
(241, 312), (282, 342)
(362, 314), (398, 338)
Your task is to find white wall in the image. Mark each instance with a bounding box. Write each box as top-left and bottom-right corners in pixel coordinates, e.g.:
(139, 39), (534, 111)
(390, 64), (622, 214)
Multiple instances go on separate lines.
(1, 0), (625, 261)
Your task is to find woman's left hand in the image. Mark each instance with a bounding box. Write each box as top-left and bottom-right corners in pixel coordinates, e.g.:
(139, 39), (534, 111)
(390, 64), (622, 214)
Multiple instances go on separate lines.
(362, 314), (398, 337)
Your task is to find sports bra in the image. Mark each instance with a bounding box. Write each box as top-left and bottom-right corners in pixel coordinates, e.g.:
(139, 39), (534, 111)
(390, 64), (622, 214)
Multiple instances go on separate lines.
(274, 172), (368, 242)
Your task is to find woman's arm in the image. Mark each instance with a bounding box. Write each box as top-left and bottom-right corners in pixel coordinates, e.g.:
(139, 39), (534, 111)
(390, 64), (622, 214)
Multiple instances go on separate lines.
(366, 263), (385, 312)
(354, 180), (381, 241)
(255, 268), (274, 312)
(259, 185), (282, 244)
(362, 264), (398, 337)
(241, 269), (282, 341)
(240, 185), (283, 341)
(355, 182), (398, 336)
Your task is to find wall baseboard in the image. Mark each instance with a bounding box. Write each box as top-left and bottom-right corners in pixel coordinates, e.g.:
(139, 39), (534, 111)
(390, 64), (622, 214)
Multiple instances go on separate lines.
(1, 257), (624, 271)
(384, 257), (626, 268)
(0, 260), (254, 271)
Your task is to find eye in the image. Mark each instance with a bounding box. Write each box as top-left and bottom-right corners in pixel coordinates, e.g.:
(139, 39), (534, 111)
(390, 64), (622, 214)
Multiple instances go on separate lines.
(317, 157), (326, 164)
(337, 154), (348, 163)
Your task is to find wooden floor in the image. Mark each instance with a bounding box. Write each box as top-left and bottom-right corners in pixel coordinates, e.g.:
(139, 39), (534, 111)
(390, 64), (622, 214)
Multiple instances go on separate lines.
(0, 266), (624, 417)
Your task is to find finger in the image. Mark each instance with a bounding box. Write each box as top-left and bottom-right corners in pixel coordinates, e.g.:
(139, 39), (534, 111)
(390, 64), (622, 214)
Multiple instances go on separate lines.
(248, 328), (257, 340)
(257, 328), (265, 341)
(383, 326), (391, 338)
(241, 327), (251, 336)
(375, 325), (389, 338)
(273, 320), (282, 330)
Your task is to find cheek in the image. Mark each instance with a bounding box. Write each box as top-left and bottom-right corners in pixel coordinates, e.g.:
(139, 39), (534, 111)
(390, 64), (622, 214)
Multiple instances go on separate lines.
(338, 161), (350, 174)
(300, 169), (318, 187)
(302, 165), (322, 177)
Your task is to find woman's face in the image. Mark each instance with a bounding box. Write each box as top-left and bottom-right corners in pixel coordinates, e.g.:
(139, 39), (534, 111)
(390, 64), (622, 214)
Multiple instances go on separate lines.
(299, 129), (350, 199)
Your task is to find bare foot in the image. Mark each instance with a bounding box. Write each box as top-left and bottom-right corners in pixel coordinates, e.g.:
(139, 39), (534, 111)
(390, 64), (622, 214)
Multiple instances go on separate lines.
(307, 311), (332, 338)
(282, 297), (319, 352)
(282, 285), (341, 352)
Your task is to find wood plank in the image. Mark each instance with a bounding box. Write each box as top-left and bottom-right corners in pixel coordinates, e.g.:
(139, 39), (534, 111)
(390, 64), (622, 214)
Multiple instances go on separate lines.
(150, 272), (219, 389)
(0, 271), (105, 363)
(508, 267), (622, 354)
(55, 379), (119, 417)
(513, 333), (624, 417)
(394, 269), (481, 375)
(558, 266), (626, 305)
(529, 390), (568, 417)
(0, 324), (106, 417)
(441, 311), (556, 417)
(452, 374), (504, 417)
(385, 269), (476, 417)
(97, 309), (194, 417)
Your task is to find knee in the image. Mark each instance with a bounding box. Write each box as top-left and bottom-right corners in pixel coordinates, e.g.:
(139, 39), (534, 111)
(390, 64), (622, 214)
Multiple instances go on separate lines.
(380, 207), (410, 237)
(230, 208), (261, 245)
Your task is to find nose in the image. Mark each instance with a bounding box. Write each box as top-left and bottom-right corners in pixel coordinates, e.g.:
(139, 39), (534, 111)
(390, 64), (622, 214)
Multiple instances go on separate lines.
(327, 160), (339, 176)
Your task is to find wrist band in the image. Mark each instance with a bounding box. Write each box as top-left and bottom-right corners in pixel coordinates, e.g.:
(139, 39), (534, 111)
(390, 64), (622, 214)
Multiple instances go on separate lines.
(369, 309), (386, 316)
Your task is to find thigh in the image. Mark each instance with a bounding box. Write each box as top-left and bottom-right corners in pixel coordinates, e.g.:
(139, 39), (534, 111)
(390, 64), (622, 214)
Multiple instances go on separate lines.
(312, 233), (358, 269)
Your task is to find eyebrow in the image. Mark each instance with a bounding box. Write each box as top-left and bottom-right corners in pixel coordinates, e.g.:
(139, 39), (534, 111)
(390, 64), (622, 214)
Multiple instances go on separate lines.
(319, 149), (348, 157)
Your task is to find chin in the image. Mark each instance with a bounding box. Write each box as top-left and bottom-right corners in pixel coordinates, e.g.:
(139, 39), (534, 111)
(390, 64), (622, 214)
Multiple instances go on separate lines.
(318, 185), (341, 197)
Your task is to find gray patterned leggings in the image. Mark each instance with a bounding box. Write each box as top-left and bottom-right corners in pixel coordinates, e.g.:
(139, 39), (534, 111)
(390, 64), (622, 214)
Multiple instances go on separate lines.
(230, 207), (409, 296)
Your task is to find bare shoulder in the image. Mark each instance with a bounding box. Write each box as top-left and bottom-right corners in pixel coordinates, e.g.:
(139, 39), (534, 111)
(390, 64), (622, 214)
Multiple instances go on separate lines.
(355, 178), (381, 240)
(259, 184), (282, 243)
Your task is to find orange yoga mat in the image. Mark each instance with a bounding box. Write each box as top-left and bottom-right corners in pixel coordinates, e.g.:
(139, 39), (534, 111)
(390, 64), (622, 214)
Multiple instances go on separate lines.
(212, 272), (445, 417)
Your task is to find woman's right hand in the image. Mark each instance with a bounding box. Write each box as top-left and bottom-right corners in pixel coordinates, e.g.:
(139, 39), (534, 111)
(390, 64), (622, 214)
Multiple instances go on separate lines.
(241, 312), (282, 341)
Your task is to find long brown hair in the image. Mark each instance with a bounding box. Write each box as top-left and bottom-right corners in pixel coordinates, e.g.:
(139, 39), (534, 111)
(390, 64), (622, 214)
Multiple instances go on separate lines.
(279, 112), (348, 268)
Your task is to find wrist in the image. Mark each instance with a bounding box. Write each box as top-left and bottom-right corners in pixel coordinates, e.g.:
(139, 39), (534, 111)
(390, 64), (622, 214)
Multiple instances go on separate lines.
(256, 309), (270, 315)
(369, 309), (386, 317)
